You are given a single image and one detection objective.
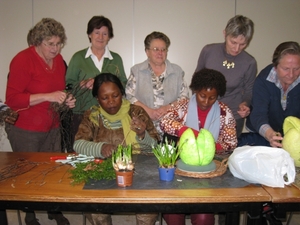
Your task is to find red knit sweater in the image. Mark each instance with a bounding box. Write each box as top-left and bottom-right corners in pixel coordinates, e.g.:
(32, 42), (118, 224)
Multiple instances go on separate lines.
(6, 46), (66, 132)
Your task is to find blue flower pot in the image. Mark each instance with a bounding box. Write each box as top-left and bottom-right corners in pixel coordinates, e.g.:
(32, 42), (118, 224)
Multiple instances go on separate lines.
(158, 167), (175, 181)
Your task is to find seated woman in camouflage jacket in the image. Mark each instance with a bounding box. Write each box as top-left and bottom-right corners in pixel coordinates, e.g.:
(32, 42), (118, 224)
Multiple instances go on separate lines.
(74, 73), (159, 225)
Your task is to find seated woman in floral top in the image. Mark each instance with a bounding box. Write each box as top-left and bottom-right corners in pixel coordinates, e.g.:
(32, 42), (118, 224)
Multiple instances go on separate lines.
(160, 68), (237, 155)
(160, 68), (237, 225)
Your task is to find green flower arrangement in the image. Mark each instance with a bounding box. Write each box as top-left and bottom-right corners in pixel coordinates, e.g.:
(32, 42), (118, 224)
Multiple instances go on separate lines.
(69, 158), (115, 185)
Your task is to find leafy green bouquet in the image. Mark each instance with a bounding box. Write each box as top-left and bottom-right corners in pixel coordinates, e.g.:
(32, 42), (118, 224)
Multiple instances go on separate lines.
(69, 158), (115, 185)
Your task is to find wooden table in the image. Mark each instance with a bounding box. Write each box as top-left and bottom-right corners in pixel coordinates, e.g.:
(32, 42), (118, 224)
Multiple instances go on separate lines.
(0, 152), (271, 225)
(263, 185), (300, 220)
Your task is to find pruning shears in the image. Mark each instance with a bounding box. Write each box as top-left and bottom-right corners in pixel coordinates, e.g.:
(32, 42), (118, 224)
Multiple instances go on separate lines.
(50, 154), (104, 166)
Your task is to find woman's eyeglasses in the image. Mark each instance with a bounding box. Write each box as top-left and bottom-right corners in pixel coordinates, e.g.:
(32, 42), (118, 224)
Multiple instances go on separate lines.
(148, 47), (168, 53)
(42, 42), (64, 49)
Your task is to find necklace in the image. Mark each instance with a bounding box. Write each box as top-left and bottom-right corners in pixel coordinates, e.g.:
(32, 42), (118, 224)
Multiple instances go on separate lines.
(222, 59), (235, 69)
(222, 45), (235, 69)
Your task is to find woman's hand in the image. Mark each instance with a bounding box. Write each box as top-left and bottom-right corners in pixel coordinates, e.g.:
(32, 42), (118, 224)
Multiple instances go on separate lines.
(5, 110), (18, 125)
(265, 128), (283, 148)
(49, 91), (67, 104)
(158, 105), (170, 115)
(130, 116), (146, 140)
(149, 107), (168, 121)
(65, 94), (76, 109)
(48, 91), (76, 108)
(80, 78), (94, 89)
(146, 108), (159, 120)
(237, 102), (250, 118)
(101, 144), (116, 158)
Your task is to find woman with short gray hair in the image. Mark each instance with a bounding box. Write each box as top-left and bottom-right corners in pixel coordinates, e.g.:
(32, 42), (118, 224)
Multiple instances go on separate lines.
(195, 15), (257, 137)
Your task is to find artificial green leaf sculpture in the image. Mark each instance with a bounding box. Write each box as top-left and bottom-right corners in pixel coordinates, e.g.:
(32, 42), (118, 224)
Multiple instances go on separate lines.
(282, 116), (300, 167)
(179, 128), (215, 166)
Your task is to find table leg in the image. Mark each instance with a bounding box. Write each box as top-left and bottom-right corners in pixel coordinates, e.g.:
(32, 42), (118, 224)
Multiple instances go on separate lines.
(0, 209), (8, 225)
(225, 212), (240, 225)
(247, 212), (267, 225)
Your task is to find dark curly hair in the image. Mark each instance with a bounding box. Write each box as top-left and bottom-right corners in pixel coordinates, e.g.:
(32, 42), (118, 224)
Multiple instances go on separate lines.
(189, 68), (226, 97)
(92, 73), (125, 97)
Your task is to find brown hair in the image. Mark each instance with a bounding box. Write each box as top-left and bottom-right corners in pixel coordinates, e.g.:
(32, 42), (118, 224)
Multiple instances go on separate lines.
(87, 16), (114, 42)
(144, 31), (171, 50)
(272, 41), (300, 67)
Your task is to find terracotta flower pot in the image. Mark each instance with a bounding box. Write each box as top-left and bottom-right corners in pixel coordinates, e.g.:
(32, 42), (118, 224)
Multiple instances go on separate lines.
(115, 170), (134, 187)
(158, 167), (175, 181)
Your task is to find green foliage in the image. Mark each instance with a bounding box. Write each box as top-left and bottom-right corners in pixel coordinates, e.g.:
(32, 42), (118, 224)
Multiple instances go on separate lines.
(152, 138), (180, 168)
(69, 158), (115, 185)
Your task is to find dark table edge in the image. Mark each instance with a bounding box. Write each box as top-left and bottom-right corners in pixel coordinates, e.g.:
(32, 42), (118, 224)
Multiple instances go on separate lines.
(0, 201), (267, 225)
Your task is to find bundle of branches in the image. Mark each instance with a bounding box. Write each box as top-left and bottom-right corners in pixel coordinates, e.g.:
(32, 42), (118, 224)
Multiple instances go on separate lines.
(0, 108), (18, 126)
(0, 158), (38, 181)
(50, 79), (92, 153)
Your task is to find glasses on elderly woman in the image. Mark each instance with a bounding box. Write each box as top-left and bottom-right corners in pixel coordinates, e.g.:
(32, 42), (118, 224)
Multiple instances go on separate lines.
(148, 47), (168, 53)
(42, 41), (64, 49)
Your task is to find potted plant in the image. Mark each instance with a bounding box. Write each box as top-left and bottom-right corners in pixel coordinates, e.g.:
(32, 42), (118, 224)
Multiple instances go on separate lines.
(152, 138), (181, 181)
(112, 144), (134, 187)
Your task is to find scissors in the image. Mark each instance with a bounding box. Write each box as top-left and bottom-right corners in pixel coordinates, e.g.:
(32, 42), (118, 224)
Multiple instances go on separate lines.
(50, 154), (104, 167)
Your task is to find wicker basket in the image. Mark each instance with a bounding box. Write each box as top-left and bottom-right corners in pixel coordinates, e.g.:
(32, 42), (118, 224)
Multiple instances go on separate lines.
(175, 158), (228, 178)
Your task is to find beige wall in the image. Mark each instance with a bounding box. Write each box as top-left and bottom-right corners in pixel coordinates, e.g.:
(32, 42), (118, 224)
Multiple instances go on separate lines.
(1, 0), (300, 151)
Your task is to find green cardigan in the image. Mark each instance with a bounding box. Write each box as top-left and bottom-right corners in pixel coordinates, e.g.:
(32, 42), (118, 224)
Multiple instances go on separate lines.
(66, 48), (127, 114)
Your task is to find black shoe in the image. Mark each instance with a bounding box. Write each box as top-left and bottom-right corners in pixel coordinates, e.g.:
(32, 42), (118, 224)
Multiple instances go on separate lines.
(48, 212), (70, 225)
(25, 212), (40, 225)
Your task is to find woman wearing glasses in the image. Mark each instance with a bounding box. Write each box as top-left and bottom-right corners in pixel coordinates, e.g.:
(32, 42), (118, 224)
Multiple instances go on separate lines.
(126, 31), (189, 141)
(5, 18), (74, 225)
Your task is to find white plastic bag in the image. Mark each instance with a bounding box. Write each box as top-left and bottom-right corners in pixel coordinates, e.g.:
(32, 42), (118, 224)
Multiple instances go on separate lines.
(228, 146), (296, 188)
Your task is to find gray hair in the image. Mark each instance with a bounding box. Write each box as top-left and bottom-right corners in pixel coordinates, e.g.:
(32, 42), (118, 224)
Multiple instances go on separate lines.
(30, 18), (66, 46)
(224, 15), (254, 44)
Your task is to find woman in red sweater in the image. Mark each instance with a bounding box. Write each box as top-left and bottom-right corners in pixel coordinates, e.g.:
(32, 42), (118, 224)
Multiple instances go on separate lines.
(5, 18), (75, 225)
